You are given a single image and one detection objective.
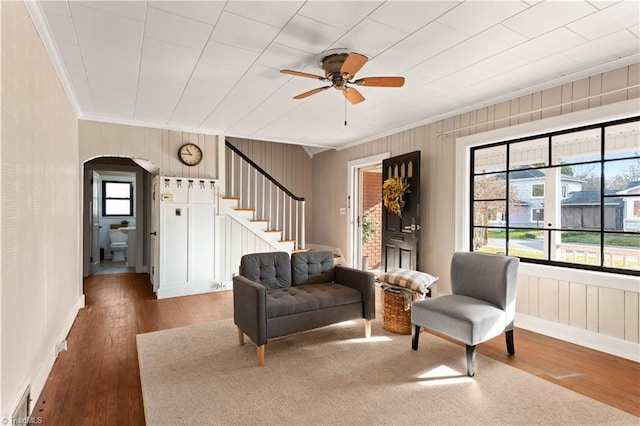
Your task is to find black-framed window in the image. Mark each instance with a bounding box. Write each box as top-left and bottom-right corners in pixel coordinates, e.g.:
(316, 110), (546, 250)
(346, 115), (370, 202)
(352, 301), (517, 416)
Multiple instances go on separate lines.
(102, 181), (133, 216)
(470, 116), (640, 276)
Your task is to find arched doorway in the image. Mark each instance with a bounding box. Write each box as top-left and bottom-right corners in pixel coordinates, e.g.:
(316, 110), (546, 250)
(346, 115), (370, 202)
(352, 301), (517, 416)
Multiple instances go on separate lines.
(82, 157), (157, 277)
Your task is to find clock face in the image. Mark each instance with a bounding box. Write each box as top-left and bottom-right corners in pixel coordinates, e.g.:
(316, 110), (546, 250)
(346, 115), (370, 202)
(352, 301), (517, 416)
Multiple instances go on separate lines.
(178, 143), (203, 166)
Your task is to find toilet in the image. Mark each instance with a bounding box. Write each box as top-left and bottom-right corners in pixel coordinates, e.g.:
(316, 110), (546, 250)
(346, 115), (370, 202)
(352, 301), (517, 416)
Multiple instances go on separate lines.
(109, 229), (128, 262)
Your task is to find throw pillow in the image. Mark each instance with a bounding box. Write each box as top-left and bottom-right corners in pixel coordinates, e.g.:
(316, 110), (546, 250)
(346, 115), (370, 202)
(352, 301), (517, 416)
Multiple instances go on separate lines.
(378, 269), (438, 294)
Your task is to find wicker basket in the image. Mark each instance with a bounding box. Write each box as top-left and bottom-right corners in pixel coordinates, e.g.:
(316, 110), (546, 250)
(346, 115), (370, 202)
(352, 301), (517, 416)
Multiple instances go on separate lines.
(382, 288), (415, 335)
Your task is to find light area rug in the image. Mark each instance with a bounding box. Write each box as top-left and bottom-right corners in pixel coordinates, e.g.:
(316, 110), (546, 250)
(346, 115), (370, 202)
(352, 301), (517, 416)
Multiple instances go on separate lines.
(137, 319), (637, 425)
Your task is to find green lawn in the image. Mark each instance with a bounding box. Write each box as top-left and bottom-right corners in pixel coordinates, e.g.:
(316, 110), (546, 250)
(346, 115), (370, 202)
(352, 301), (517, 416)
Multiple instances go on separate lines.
(487, 230), (639, 248)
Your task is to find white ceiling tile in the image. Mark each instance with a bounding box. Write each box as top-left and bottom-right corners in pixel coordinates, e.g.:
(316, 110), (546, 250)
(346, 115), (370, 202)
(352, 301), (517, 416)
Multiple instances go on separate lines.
(70, 3), (144, 48)
(274, 15), (344, 54)
(567, 1), (640, 41)
(56, 41), (84, 69)
(139, 60), (192, 88)
(169, 92), (219, 128)
(224, 1), (303, 27)
(509, 28), (587, 61)
(83, 57), (138, 84)
(75, 1), (147, 21)
(298, 1), (383, 31)
(149, 1), (225, 25)
(415, 25), (527, 78)
(65, 65), (94, 112)
(368, 1), (459, 34)
(391, 21), (468, 61)
(510, 54), (582, 83)
(628, 24), (639, 38)
(183, 78), (230, 100)
(211, 12), (280, 52)
(141, 37), (201, 73)
(330, 18), (410, 58)
(256, 43), (317, 70)
(562, 30), (640, 64)
(145, 7), (213, 50)
(437, 1), (530, 36)
(88, 78), (136, 118)
(41, 1), (71, 17)
(77, 35), (141, 69)
(242, 64), (291, 88)
(364, 47), (426, 76)
(228, 81), (277, 104)
(135, 91), (181, 123)
(191, 62), (243, 88)
(503, 1), (598, 38)
(199, 41), (260, 69)
(45, 12), (77, 45)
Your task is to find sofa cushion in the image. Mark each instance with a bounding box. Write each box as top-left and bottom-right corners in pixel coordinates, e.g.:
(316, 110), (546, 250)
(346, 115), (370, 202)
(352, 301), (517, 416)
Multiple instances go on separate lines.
(267, 284), (362, 318)
(239, 251), (291, 289)
(291, 251), (335, 286)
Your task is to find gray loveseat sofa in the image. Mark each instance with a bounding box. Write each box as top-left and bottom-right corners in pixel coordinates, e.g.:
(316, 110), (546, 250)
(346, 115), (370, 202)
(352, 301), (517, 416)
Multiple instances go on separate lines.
(233, 251), (376, 366)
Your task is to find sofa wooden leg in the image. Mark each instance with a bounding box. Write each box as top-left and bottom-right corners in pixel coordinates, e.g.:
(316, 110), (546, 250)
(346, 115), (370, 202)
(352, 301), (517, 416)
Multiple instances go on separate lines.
(237, 327), (244, 346)
(364, 319), (372, 338)
(257, 345), (265, 366)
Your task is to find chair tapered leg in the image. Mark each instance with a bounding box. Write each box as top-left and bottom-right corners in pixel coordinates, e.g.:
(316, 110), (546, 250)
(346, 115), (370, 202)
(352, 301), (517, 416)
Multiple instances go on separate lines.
(466, 345), (476, 377)
(411, 325), (420, 350)
(257, 345), (265, 366)
(506, 329), (515, 355)
(364, 319), (372, 338)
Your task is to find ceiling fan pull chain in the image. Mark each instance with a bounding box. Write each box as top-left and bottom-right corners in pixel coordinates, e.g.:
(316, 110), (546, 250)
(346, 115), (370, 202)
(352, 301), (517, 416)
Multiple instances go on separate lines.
(344, 95), (348, 126)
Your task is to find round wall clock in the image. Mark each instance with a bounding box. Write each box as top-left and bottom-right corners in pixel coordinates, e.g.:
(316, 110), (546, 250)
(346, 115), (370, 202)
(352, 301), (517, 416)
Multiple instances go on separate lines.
(178, 143), (203, 166)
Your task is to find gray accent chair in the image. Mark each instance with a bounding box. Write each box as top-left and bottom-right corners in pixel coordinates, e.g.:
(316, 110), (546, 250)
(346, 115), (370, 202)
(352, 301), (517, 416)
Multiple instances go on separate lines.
(233, 251), (375, 366)
(411, 251), (519, 376)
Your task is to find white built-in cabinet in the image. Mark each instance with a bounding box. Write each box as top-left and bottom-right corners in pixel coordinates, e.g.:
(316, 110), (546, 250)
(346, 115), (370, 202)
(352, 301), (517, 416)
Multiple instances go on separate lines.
(151, 176), (218, 299)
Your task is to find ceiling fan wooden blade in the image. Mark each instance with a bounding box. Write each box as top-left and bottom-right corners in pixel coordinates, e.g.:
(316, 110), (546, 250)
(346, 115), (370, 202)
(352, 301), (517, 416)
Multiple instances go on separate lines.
(280, 69), (327, 81)
(341, 53), (368, 77)
(293, 86), (332, 100)
(343, 87), (365, 105)
(353, 76), (405, 87)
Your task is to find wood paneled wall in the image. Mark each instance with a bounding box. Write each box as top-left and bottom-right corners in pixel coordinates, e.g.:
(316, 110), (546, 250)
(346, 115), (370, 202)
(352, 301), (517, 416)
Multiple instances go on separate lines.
(79, 120), (221, 179)
(226, 136), (313, 234)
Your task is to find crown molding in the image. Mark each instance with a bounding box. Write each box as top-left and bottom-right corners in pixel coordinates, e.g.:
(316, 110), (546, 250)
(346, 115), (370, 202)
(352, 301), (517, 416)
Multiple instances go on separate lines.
(24, 0), (82, 118)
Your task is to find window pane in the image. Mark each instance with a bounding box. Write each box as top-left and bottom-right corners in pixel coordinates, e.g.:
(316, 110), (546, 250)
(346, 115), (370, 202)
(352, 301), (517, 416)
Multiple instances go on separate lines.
(105, 182), (131, 198)
(474, 174), (506, 200)
(557, 231), (602, 266)
(473, 201), (506, 226)
(531, 183), (544, 197)
(551, 128), (601, 165)
(561, 189), (602, 231)
(473, 227), (505, 254)
(474, 145), (506, 173)
(508, 229), (545, 259)
(105, 199), (131, 215)
(509, 137), (548, 169)
(604, 233), (640, 271)
(604, 159), (640, 192)
(605, 121), (640, 160)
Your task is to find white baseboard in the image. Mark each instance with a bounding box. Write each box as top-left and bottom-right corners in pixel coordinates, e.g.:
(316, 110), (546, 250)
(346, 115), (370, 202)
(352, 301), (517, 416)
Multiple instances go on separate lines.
(157, 281), (232, 299)
(515, 313), (640, 363)
(29, 294), (85, 415)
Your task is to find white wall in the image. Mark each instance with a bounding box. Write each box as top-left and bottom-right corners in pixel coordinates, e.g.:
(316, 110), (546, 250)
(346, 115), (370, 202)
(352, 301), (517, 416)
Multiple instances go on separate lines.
(310, 63), (639, 360)
(1, 1), (82, 417)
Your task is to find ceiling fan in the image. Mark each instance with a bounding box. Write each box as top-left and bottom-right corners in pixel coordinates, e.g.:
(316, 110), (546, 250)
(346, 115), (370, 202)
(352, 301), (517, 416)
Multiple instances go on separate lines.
(280, 48), (405, 105)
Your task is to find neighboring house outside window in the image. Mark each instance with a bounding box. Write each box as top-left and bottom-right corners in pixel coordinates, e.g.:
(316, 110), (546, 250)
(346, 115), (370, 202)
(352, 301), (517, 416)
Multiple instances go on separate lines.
(470, 116), (640, 276)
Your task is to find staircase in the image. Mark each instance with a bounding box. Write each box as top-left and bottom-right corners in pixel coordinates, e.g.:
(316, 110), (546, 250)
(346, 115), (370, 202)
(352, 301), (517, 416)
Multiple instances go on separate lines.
(222, 141), (305, 254)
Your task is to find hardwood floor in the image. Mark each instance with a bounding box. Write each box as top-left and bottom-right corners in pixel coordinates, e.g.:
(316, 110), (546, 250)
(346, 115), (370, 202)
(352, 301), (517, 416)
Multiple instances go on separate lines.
(33, 273), (639, 425)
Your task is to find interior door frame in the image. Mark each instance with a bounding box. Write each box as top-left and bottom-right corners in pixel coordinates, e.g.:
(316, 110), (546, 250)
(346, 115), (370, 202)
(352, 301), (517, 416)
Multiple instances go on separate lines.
(347, 152), (390, 269)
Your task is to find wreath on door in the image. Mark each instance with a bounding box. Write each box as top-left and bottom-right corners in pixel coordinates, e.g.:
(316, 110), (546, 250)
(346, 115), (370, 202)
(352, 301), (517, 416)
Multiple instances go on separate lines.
(382, 176), (410, 217)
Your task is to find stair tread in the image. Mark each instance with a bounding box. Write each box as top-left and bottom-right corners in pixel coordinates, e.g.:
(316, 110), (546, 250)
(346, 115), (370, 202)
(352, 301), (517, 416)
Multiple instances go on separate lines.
(223, 197), (240, 200)
(235, 208), (255, 212)
(279, 239), (296, 243)
(250, 219), (269, 222)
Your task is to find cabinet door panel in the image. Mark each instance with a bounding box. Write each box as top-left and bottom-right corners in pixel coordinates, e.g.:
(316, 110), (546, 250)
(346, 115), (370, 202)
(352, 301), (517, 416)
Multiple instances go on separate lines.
(161, 203), (188, 285)
(190, 205), (215, 281)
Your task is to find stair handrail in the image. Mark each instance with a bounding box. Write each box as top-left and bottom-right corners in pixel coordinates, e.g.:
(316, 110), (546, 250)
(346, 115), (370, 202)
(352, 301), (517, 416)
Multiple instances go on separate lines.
(225, 140), (306, 250)
(225, 140), (304, 202)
